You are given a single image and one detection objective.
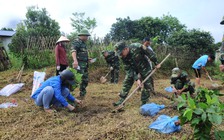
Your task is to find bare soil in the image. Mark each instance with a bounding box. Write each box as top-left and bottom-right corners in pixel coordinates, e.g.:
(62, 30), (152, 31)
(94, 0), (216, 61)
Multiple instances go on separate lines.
(0, 66), (224, 140)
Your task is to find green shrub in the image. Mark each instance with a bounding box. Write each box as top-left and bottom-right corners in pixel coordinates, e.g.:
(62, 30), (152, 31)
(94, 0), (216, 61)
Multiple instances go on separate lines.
(176, 88), (224, 139)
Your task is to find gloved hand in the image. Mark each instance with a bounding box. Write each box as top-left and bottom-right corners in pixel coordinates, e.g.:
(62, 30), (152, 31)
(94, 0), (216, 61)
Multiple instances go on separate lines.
(67, 104), (75, 111)
(56, 66), (60, 70)
(110, 67), (113, 70)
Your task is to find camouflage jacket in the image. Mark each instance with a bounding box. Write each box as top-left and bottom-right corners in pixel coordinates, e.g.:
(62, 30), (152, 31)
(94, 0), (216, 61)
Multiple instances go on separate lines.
(71, 38), (88, 63)
(170, 71), (190, 87)
(105, 51), (119, 67)
(121, 43), (158, 80)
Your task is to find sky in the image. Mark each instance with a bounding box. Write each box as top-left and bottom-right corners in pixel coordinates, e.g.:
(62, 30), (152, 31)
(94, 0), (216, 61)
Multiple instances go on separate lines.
(0, 0), (223, 43)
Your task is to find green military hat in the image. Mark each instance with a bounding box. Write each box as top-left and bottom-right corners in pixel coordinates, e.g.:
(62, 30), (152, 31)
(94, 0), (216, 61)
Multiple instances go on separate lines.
(171, 67), (181, 78)
(221, 16), (224, 25)
(78, 29), (91, 36)
(115, 41), (126, 56)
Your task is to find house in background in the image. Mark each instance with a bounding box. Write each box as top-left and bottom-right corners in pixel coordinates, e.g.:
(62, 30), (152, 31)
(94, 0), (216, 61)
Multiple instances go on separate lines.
(0, 30), (16, 51)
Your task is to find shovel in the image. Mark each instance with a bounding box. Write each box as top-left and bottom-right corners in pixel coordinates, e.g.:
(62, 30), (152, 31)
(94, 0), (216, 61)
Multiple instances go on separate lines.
(100, 69), (111, 84)
(207, 74), (220, 89)
(112, 53), (171, 113)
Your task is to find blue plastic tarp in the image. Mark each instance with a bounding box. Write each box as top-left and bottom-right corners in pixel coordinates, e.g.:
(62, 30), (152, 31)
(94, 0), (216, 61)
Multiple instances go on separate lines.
(149, 115), (181, 134)
(140, 103), (165, 116)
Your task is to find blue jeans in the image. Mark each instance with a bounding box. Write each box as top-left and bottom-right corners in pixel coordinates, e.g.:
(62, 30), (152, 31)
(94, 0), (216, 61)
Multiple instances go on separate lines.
(35, 86), (70, 109)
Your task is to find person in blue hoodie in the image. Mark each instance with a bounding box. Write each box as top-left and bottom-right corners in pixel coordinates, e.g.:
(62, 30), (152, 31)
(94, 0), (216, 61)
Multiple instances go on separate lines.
(31, 69), (82, 113)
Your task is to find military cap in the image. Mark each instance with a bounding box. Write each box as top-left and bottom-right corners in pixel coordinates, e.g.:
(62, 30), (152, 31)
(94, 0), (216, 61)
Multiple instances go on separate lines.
(78, 29), (91, 36)
(171, 67), (181, 78)
(115, 41), (126, 56)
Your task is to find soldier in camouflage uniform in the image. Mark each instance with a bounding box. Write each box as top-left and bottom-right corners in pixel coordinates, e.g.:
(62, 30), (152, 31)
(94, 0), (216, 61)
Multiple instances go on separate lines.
(113, 41), (161, 106)
(219, 17), (224, 72)
(170, 67), (195, 97)
(142, 37), (155, 91)
(71, 29), (91, 99)
(102, 50), (120, 83)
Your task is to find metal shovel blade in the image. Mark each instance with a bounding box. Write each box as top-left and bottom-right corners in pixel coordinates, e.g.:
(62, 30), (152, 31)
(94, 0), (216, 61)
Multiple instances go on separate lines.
(100, 76), (107, 84)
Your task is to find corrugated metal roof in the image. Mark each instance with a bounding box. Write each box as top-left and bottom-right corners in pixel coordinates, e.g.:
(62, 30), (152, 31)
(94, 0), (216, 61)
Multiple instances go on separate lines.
(0, 30), (16, 37)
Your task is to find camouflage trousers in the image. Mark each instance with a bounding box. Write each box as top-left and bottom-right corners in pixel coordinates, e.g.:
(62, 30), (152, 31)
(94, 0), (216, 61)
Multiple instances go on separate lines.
(110, 67), (119, 83)
(119, 70), (153, 104)
(78, 67), (88, 97)
(174, 80), (195, 94)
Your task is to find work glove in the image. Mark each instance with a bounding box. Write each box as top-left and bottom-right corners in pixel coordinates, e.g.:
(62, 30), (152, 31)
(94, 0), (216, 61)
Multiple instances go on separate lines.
(67, 104), (75, 111)
(110, 67), (113, 70)
(56, 66), (60, 70)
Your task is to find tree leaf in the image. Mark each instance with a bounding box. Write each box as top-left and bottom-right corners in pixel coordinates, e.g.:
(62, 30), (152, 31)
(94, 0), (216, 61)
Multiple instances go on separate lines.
(212, 114), (222, 125)
(177, 102), (186, 110)
(194, 108), (204, 115)
(211, 96), (219, 105)
(187, 98), (196, 109)
(191, 118), (201, 126)
(202, 112), (207, 122)
(215, 130), (224, 140)
(198, 102), (208, 109)
(183, 108), (193, 121)
(206, 107), (216, 113)
(206, 94), (212, 105)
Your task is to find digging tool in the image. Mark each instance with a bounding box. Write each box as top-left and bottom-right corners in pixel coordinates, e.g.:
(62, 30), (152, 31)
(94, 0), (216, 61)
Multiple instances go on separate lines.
(16, 64), (24, 82)
(207, 73), (220, 89)
(112, 53), (171, 113)
(100, 69), (111, 84)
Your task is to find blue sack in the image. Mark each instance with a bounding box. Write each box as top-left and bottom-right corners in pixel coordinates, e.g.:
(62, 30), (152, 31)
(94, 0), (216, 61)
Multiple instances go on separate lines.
(165, 86), (173, 93)
(140, 103), (165, 116)
(149, 115), (181, 134)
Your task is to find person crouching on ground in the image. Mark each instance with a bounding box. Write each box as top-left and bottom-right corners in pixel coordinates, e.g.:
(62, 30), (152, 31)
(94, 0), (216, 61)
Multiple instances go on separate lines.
(31, 69), (82, 113)
(171, 67), (195, 97)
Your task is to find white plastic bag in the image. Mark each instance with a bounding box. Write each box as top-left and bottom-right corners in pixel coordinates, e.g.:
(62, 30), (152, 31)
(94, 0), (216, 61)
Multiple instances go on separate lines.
(0, 83), (24, 96)
(0, 101), (18, 108)
(31, 71), (46, 96)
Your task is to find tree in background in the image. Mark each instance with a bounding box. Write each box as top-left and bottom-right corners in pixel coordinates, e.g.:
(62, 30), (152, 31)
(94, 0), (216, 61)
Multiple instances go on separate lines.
(110, 16), (139, 41)
(70, 12), (97, 36)
(8, 6), (61, 68)
(69, 12), (97, 48)
(109, 14), (186, 44)
(24, 6), (60, 37)
(167, 29), (215, 56)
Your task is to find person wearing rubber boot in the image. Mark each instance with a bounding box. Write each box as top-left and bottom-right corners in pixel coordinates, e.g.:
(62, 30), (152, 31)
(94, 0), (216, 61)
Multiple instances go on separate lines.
(113, 41), (161, 106)
(170, 67), (195, 97)
(71, 29), (92, 100)
(31, 69), (82, 113)
(102, 50), (120, 84)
